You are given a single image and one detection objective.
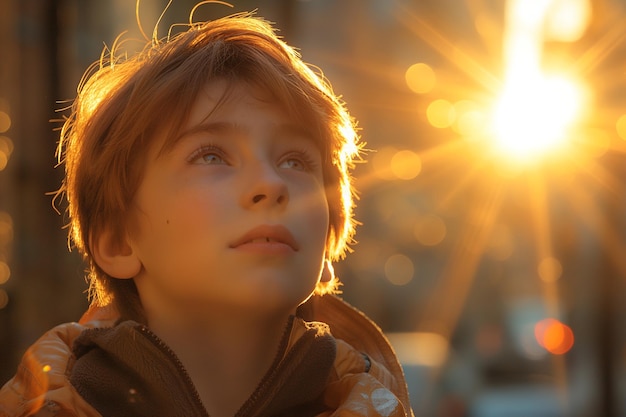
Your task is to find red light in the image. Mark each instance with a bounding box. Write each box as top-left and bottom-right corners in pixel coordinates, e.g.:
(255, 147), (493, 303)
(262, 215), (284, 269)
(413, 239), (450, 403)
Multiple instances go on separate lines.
(534, 318), (574, 355)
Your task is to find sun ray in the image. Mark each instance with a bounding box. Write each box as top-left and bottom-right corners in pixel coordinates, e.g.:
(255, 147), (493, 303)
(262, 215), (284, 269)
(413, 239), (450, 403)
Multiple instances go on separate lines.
(419, 179), (506, 339)
(574, 17), (626, 75)
(394, 3), (501, 93)
(525, 172), (562, 320)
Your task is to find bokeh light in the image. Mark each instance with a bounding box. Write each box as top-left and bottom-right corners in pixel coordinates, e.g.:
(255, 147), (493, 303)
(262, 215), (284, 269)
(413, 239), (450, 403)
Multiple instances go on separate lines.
(0, 288), (8, 310)
(413, 214), (446, 246)
(452, 100), (486, 137)
(384, 253), (414, 286)
(390, 150), (422, 180)
(0, 136), (14, 156)
(0, 261), (10, 285)
(405, 62), (436, 94)
(0, 111), (11, 133)
(535, 318), (575, 355)
(386, 332), (449, 367)
(0, 136), (13, 171)
(0, 212), (14, 246)
(427, 99), (455, 129)
(538, 257), (563, 283)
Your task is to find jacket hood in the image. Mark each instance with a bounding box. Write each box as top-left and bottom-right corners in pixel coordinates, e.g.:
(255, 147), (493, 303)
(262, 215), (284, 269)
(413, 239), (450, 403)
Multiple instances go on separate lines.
(297, 294), (412, 413)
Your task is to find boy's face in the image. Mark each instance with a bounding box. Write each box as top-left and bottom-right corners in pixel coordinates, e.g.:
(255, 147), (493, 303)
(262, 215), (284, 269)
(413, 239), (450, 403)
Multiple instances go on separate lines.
(127, 80), (329, 318)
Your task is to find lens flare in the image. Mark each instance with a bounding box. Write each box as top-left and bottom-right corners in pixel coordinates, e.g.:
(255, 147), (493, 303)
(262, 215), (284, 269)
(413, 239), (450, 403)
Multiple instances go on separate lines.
(489, 0), (590, 163)
(491, 75), (584, 159)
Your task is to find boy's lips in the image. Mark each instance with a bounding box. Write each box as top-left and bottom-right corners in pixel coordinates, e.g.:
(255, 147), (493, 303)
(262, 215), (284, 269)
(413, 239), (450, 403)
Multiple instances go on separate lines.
(229, 224), (299, 251)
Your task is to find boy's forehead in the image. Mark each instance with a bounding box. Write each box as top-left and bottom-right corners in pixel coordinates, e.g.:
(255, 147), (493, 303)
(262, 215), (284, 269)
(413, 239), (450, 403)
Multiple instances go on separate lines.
(187, 79), (249, 125)
(155, 79), (319, 155)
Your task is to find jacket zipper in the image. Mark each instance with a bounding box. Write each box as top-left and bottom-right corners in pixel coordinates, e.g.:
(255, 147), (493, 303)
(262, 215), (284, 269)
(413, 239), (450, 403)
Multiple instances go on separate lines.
(234, 316), (295, 417)
(136, 316), (295, 417)
(136, 325), (211, 417)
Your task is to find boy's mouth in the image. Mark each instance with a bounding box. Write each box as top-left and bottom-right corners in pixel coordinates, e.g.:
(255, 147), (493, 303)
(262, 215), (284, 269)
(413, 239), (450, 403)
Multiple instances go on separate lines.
(248, 237), (280, 244)
(230, 224), (299, 251)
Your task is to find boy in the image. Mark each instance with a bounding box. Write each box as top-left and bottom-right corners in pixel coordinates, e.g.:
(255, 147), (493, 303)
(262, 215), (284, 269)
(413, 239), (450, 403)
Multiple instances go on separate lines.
(1, 7), (413, 417)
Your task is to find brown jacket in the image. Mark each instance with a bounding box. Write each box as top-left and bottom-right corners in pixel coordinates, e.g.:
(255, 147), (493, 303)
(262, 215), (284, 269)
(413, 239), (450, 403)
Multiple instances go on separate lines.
(0, 295), (414, 416)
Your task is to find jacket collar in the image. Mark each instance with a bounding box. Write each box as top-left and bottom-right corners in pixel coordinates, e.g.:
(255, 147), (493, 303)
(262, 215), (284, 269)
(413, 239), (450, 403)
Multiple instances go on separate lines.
(70, 317), (336, 417)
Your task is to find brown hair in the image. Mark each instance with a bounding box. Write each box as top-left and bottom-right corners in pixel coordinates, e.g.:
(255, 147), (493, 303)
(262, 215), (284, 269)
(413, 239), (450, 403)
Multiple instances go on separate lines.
(56, 12), (361, 320)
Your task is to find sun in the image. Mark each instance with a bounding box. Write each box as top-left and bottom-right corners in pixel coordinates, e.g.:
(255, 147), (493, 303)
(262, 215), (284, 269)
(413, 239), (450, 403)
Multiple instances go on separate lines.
(486, 0), (591, 165)
(489, 74), (586, 163)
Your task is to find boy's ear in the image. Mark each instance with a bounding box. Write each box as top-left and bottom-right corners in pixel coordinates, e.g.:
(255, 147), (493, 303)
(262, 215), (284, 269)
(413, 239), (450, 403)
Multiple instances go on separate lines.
(91, 229), (141, 279)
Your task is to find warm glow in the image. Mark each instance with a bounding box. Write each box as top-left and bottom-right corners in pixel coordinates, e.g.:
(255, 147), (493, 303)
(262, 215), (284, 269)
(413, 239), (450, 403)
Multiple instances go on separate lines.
(485, 224), (514, 261)
(0, 289), (8, 309)
(0, 111), (10, 133)
(371, 146), (398, 181)
(616, 115), (626, 140)
(390, 150), (422, 180)
(491, 76), (583, 158)
(0, 261), (10, 285)
(490, 0), (589, 162)
(538, 256), (563, 282)
(0, 134), (12, 171)
(414, 215), (446, 246)
(0, 136), (14, 156)
(386, 332), (449, 367)
(427, 99), (455, 129)
(405, 62), (436, 94)
(544, 0), (591, 42)
(535, 318), (575, 355)
(0, 153), (7, 171)
(384, 253), (414, 286)
(453, 100), (486, 137)
(0, 212), (13, 246)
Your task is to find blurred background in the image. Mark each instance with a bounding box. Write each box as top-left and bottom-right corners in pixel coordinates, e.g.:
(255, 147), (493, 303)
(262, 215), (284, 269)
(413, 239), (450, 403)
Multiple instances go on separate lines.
(1, 0), (626, 416)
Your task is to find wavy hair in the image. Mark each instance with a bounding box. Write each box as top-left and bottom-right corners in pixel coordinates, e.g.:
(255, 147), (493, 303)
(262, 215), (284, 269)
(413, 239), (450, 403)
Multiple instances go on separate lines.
(55, 10), (362, 320)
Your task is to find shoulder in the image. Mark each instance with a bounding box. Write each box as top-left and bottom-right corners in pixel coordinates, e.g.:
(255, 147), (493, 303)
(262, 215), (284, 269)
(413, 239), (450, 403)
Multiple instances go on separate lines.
(0, 322), (101, 417)
(298, 295), (414, 417)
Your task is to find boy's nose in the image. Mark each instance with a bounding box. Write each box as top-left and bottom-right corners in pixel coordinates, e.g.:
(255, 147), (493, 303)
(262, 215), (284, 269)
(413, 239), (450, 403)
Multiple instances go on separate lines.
(242, 164), (289, 209)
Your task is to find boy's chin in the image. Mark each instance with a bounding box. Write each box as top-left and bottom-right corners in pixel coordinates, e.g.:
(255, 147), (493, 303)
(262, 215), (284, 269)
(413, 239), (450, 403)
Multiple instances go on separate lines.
(237, 287), (317, 318)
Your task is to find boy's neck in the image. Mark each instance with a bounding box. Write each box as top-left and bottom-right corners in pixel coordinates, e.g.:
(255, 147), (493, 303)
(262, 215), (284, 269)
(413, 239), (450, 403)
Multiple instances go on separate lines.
(145, 306), (293, 416)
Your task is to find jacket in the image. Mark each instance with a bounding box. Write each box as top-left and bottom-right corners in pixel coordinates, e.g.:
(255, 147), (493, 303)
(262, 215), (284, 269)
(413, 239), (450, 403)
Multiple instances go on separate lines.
(0, 294), (414, 417)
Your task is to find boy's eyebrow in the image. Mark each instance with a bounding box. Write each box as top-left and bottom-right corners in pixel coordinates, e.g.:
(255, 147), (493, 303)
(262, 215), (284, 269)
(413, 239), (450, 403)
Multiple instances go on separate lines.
(177, 121), (243, 141)
(171, 121), (316, 146)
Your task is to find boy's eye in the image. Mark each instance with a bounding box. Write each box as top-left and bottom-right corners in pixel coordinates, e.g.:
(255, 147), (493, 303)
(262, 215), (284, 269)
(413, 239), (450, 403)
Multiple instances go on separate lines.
(188, 145), (228, 165)
(201, 153), (226, 164)
(278, 151), (317, 172)
(279, 158), (306, 171)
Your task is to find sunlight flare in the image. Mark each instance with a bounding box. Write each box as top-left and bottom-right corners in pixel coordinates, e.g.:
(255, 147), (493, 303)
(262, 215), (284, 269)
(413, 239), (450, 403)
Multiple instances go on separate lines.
(491, 75), (584, 158)
(489, 0), (590, 162)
